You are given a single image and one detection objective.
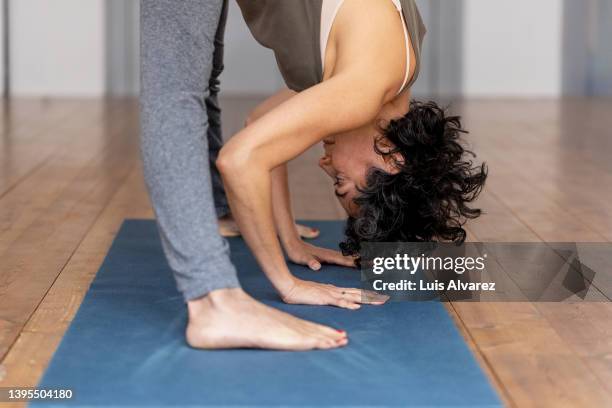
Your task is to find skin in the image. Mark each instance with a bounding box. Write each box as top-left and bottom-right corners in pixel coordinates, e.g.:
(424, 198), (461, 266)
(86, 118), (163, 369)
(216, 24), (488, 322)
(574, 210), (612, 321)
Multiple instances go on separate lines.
(186, 288), (348, 350)
(319, 107), (406, 217)
(219, 216), (321, 240)
(187, 0), (412, 350)
(220, 89), (356, 271)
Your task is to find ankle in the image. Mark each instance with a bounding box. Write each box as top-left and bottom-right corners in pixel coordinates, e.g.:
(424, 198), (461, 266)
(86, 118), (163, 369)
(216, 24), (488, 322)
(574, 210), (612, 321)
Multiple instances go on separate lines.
(218, 213), (234, 222)
(187, 288), (244, 317)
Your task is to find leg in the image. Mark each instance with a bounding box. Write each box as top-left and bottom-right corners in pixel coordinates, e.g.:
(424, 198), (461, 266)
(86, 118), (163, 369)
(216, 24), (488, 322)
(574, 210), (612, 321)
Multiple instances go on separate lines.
(206, 0), (230, 219)
(140, 0), (347, 350)
(140, 0), (239, 300)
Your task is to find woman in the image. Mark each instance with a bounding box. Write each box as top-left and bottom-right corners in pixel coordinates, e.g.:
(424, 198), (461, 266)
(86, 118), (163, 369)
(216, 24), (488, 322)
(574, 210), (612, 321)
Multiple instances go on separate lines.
(217, 0), (487, 309)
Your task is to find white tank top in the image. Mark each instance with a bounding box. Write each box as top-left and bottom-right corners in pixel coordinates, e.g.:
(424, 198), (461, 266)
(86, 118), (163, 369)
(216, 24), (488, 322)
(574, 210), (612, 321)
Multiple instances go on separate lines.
(320, 0), (412, 95)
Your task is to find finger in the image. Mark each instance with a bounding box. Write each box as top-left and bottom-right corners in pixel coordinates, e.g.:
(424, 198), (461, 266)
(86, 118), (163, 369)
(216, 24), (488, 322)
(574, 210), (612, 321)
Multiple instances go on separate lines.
(339, 288), (389, 305)
(361, 290), (390, 304)
(332, 254), (357, 268)
(336, 290), (365, 304)
(335, 299), (361, 310)
(307, 257), (322, 271)
(314, 248), (356, 268)
(337, 291), (363, 304)
(288, 253), (320, 270)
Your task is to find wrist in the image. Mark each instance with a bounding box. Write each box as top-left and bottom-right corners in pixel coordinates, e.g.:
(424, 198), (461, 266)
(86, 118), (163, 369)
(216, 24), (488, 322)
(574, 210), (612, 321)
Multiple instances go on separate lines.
(273, 275), (300, 298)
(280, 232), (303, 253)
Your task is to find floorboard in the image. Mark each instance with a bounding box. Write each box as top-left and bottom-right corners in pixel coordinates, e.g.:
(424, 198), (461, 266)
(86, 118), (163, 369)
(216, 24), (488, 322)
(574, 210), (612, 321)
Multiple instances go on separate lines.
(0, 100), (138, 361)
(1, 97), (611, 408)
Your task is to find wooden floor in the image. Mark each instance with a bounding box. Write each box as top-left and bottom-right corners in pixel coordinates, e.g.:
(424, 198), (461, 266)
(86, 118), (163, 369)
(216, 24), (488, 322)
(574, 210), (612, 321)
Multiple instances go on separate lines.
(1, 97), (611, 407)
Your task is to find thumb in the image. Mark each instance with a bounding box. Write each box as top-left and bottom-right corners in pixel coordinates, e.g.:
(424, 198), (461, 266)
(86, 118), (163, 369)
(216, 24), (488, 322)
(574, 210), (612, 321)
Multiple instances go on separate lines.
(318, 248), (356, 268)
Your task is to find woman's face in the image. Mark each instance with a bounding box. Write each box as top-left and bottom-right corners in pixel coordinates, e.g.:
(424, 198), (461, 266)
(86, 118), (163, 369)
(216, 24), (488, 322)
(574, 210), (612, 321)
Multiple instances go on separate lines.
(318, 122), (394, 216)
(318, 100), (409, 216)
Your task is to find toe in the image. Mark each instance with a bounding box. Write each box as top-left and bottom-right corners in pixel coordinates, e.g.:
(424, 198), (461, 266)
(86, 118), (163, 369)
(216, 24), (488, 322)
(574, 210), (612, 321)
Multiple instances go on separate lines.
(318, 325), (347, 340)
(298, 224), (320, 239)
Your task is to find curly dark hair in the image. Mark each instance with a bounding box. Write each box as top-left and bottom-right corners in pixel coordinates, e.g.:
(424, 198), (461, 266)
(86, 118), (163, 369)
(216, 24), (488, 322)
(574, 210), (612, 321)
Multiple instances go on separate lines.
(339, 100), (487, 257)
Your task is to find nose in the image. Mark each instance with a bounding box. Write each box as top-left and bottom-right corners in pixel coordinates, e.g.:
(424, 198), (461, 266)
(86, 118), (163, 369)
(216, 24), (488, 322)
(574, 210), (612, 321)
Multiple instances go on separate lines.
(318, 155), (336, 179)
(319, 155), (331, 167)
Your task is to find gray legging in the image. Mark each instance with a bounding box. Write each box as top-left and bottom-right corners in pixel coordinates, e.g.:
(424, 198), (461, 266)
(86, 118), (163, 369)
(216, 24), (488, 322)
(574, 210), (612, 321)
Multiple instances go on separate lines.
(140, 0), (240, 301)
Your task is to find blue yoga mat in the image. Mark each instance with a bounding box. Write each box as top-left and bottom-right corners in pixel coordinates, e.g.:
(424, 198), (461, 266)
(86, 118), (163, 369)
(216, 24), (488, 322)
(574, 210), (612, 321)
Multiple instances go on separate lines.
(36, 220), (501, 407)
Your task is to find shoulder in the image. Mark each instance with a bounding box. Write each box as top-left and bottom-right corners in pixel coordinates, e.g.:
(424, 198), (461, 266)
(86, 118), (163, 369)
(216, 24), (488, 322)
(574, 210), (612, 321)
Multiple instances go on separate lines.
(336, 0), (403, 37)
(331, 0), (407, 99)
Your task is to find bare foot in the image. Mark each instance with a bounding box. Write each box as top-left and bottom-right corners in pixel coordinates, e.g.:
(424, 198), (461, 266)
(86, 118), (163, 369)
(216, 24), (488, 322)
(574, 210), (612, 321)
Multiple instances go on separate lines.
(218, 214), (320, 239)
(295, 224), (320, 239)
(186, 288), (348, 351)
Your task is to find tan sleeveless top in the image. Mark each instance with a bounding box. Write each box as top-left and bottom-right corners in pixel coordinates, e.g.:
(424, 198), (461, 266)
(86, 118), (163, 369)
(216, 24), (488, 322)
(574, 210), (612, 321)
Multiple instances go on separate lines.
(236, 0), (427, 92)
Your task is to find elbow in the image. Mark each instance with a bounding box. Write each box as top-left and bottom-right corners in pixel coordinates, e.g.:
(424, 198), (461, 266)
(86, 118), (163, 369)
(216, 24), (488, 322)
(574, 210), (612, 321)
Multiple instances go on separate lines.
(215, 147), (238, 178)
(244, 112), (257, 128)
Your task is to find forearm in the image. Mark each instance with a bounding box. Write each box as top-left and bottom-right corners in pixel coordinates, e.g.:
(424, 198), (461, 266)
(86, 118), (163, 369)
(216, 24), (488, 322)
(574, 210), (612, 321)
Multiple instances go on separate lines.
(243, 89), (302, 252)
(218, 156), (296, 295)
(271, 165), (302, 250)
(215, 70), (392, 307)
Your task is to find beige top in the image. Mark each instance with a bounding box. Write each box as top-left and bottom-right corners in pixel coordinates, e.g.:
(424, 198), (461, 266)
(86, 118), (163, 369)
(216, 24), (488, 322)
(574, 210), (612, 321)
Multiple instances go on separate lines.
(236, 0), (427, 92)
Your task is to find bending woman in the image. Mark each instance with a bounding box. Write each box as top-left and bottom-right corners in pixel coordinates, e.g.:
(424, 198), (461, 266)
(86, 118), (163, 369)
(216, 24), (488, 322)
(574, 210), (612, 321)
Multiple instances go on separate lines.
(217, 0), (487, 309)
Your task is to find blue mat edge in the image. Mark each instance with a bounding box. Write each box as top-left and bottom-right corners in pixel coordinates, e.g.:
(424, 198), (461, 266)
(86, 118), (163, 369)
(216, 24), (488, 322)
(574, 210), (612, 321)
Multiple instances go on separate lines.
(34, 219), (502, 408)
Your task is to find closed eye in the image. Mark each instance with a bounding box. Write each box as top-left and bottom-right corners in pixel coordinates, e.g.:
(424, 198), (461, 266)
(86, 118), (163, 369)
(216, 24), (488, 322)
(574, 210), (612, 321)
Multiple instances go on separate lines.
(334, 190), (348, 198)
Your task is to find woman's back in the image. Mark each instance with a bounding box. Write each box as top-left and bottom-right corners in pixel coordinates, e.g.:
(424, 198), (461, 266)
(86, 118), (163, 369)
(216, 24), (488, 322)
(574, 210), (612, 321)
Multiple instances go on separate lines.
(236, 0), (427, 92)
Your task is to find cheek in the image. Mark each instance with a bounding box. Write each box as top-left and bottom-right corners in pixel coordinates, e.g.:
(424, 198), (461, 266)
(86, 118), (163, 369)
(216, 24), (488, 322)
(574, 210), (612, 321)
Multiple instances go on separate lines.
(337, 195), (360, 217)
(329, 144), (353, 171)
(335, 148), (374, 188)
(333, 132), (380, 175)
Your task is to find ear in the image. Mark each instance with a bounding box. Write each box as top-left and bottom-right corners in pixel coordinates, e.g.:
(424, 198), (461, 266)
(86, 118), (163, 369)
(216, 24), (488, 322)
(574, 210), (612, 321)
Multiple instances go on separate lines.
(385, 152), (405, 174)
(375, 135), (404, 174)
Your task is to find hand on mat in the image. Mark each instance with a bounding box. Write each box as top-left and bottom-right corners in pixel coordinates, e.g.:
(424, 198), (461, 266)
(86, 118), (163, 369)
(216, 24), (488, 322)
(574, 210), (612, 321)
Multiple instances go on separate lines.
(281, 278), (389, 309)
(285, 241), (356, 271)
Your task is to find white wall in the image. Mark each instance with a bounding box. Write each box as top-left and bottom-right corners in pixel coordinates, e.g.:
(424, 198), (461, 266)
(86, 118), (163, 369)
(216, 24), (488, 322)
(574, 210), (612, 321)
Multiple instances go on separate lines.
(11, 0), (105, 97)
(106, 0), (140, 96)
(462, 0), (563, 97)
(5, 0), (281, 97)
(3, 0), (572, 98)
(592, 0), (612, 95)
(0, 3), (4, 96)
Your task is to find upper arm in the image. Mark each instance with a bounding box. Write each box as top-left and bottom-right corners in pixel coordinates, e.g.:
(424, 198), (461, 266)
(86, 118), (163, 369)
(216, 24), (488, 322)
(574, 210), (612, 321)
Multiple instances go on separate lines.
(246, 88), (297, 125)
(332, 0), (408, 98)
(220, 1), (405, 171)
(221, 72), (387, 171)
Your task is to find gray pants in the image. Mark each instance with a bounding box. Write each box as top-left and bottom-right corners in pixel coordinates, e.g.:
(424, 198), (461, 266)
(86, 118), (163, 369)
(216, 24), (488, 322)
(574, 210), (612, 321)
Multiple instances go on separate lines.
(140, 0), (240, 301)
